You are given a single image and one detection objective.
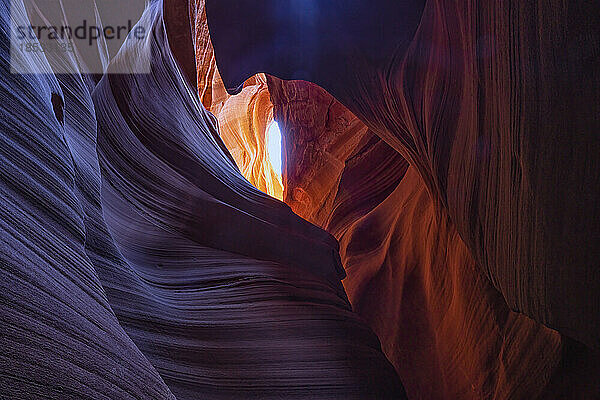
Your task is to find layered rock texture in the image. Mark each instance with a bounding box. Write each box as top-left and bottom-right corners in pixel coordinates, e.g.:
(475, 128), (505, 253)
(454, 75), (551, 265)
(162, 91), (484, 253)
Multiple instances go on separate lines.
(267, 78), (369, 226)
(1, 0), (404, 398)
(207, 0), (600, 398)
(267, 77), (568, 399)
(2, 0), (600, 399)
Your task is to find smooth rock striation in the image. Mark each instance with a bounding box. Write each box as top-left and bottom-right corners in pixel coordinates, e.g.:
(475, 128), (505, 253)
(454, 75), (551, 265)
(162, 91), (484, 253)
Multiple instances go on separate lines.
(207, 0), (600, 353)
(210, 2), (600, 397)
(1, 0), (406, 398)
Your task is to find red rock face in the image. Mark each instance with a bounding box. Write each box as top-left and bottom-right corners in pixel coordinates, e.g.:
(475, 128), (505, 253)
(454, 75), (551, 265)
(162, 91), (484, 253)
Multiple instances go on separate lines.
(208, 0), (600, 397)
(268, 77), (369, 226)
(367, 2), (600, 354)
(208, 0), (600, 350)
(334, 168), (565, 399)
(266, 78), (572, 399)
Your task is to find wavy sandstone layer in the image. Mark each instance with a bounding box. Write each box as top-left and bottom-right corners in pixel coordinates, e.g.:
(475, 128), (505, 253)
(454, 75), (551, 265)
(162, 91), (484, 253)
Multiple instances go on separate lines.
(2, 0), (600, 399)
(1, 0), (404, 398)
(207, 0), (600, 352)
(206, 0), (600, 397)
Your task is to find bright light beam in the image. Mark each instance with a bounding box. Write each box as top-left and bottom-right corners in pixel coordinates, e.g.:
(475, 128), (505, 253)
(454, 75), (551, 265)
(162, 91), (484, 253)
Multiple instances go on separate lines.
(266, 121), (282, 176)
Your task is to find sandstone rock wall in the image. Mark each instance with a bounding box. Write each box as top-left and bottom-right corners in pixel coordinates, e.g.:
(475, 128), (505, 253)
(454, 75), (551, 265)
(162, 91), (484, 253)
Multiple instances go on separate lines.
(0, 0), (406, 398)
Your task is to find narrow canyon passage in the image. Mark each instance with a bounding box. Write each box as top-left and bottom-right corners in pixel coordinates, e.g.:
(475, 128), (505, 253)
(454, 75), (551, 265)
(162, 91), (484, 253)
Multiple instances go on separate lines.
(1, 0), (599, 399)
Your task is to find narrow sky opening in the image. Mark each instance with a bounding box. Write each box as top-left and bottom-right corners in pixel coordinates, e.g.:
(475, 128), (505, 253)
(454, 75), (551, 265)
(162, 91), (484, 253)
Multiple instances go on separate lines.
(266, 121), (282, 176)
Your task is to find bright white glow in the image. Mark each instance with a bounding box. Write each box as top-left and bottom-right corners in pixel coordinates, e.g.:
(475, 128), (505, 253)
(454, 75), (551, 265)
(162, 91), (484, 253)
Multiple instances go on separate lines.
(266, 121), (282, 176)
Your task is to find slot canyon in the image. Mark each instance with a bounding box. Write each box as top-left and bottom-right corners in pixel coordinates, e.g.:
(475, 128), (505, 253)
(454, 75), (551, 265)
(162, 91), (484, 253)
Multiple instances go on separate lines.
(1, 0), (599, 399)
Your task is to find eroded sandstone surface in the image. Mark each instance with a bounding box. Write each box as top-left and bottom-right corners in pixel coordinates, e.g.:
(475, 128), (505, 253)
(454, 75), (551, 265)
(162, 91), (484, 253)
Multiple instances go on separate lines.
(1, 0), (599, 399)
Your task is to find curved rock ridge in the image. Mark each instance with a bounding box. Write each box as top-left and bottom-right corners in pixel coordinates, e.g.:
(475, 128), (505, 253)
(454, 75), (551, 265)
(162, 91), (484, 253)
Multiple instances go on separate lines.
(97, 0), (404, 398)
(332, 164), (600, 399)
(206, 0), (600, 358)
(1, 0), (406, 398)
(215, 74), (283, 200)
(265, 77), (576, 399)
(333, 166), (565, 399)
(0, 1), (175, 398)
(99, 0), (343, 285)
(260, 22), (600, 398)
